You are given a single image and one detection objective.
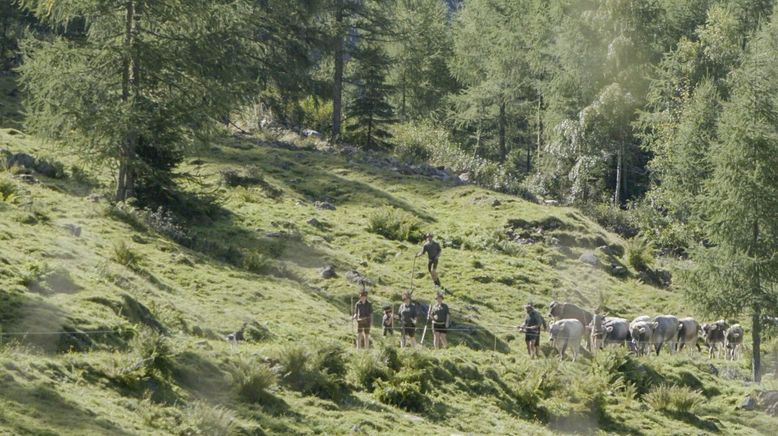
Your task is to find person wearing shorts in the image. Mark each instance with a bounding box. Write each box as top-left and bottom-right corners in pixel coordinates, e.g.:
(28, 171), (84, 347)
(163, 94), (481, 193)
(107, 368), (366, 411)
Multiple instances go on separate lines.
(353, 290), (372, 349)
(398, 291), (418, 348)
(518, 303), (543, 358)
(416, 233), (442, 287)
(430, 291), (450, 349)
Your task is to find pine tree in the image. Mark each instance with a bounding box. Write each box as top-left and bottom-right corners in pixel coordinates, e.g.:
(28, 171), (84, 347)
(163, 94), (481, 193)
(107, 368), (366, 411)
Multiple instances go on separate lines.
(346, 44), (394, 149)
(17, 0), (298, 203)
(682, 15), (778, 382)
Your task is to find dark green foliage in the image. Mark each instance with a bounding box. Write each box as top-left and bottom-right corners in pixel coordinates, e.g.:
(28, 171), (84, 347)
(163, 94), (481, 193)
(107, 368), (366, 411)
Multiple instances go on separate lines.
(348, 351), (390, 392)
(346, 44), (395, 149)
(227, 356), (278, 404)
(374, 379), (428, 412)
(275, 342), (347, 400)
(366, 207), (422, 242)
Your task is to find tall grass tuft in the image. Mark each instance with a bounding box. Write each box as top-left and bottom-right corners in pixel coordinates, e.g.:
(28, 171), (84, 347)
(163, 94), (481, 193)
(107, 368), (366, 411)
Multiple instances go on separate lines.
(625, 236), (655, 272)
(183, 401), (238, 436)
(113, 240), (142, 270)
(227, 355), (278, 403)
(348, 351), (390, 392)
(366, 207), (423, 242)
(643, 385), (704, 414)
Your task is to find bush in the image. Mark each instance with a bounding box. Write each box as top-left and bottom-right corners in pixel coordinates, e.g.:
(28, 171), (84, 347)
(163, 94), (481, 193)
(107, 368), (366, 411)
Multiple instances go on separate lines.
(183, 401), (238, 436)
(0, 176), (18, 204)
(113, 240), (142, 270)
(116, 328), (175, 380)
(366, 207), (423, 242)
(241, 250), (271, 274)
(625, 236), (655, 272)
(275, 343), (346, 400)
(374, 379), (428, 412)
(580, 202), (639, 238)
(349, 352), (390, 392)
(227, 356), (278, 403)
(643, 385), (704, 414)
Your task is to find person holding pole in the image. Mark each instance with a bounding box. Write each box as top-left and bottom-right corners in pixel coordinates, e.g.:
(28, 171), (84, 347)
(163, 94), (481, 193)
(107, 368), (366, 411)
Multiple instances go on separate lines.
(398, 291), (418, 348)
(416, 233), (442, 288)
(430, 291), (450, 349)
(518, 303), (544, 358)
(353, 289), (372, 349)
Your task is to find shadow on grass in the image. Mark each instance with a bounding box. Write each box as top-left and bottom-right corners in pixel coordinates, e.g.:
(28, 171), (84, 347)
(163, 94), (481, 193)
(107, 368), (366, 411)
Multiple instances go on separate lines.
(666, 411), (720, 433)
(0, 378), (133, 435)
(198, 140), (440, 221)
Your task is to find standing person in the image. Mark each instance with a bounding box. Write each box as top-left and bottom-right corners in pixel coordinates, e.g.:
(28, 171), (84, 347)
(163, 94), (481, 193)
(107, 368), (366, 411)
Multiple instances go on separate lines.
(416, 233), (442, 288)
(518, 303), (544, 358)
(430, 291), (450, 349)
(382, 305), (395, 336)
(398, 291), (418, 348)
(353, 289), (372, 349)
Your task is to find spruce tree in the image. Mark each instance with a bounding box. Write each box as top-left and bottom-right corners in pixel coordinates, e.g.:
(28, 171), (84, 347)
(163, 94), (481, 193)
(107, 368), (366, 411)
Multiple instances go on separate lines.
(346, 44), (394, 149)
(17, 0), (291, 203)
(682, 15), (778, 382)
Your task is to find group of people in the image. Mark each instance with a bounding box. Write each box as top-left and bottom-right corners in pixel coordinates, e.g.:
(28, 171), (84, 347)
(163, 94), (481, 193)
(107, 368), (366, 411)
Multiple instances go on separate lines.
(352, 233), (448, 349)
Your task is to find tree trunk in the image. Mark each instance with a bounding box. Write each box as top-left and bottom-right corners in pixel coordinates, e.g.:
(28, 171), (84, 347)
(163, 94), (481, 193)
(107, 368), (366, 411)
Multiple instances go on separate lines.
(614, 144), (623, 206)
(401, 71), (407, 122)
(526, 135), (531, 172)
(117, 0), (141, 201)
(331, 0), (344, 144)
(367, 115), (373, 149)
(536, 95), (543, 158)
(752, 220), (762, 382)
(498, 101), (506, 160)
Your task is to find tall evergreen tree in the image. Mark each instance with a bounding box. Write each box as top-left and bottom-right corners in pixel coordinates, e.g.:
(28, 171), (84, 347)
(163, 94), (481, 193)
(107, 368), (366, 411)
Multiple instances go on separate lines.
(682, 14), (778, 382)
(17, 0), (300, 203)
(346, 44), (394, 149)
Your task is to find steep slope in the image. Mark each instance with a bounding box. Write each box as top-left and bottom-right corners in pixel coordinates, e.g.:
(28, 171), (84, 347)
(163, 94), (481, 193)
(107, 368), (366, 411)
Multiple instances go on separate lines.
(1, 122), (777, 435)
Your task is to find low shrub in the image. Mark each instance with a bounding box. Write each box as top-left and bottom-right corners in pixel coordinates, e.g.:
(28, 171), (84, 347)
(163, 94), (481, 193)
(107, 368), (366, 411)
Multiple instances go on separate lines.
(112, 240), (142, 270)
(0, 176), (18, 204)
(275, 342), (346, 400)
(625, 236), (655, 272)
(366, 207), (423, 242)
(374, 379), (428, 413)
(643, 385), (704, 414)
(183, 401), (238, 436)
(241, 250), (271, 274)
(227, 356), (278, 403)
(349, 352), (390, 392)
(580, 202), (639, 238)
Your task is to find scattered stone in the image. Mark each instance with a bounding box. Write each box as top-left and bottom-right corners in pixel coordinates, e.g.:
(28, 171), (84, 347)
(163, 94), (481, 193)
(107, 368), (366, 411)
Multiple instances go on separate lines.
(359, 260), (368, 267)
(131, 235), (147, 244)
(549, 237), (560, 246)
(609, 264), (628, 277)
(189, 159), (206, 165)
(491, 198), (502, 207)
(306, 217), (325, 229)
(17, 174), (37, 184)
(544, 199), (559, 206)
(265, 231), (284, 238)
(302, 129), (322, 138)
(597, 245), (614, 256)
(195, 340), (212, 350)
(1, 373), (14, 383)
(708, 364), (719, 376)
(739, 395), (756, 411)
(87, 193), (102, 203)
(320, 265), (337, 279)
(464, 304), (480, 313)
(314, 201), (336, 211)
(578, 251), (599, 266)
(758, 391), (778, 416)
(457, 172), (471, 183)
(63, 224), (82, 237)
(346, 270), (372, 286)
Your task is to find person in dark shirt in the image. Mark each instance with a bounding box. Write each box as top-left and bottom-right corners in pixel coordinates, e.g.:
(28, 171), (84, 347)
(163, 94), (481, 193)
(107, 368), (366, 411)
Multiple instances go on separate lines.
(430, 291), (450, 349)
(398, 291), (418, 348)
(353, 290), (372, 349)
(518, 303), (544, 358)
(416, 233), (442, 287)
(382, 305), (395, 336)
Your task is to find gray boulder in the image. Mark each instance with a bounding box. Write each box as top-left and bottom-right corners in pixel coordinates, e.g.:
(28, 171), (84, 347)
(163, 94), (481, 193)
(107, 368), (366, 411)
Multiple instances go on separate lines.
(7, 152), (35, 170)
(63, 224), (82, 237)
(740, 395), (756, 411)
(314, 201), (336, 211)
(320, 265), (337, 279)
(579, 251), (599, 266)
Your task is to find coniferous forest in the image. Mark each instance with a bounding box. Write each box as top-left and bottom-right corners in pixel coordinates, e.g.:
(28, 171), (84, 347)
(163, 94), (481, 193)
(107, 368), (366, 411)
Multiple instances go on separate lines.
(1, 0), (778, 434)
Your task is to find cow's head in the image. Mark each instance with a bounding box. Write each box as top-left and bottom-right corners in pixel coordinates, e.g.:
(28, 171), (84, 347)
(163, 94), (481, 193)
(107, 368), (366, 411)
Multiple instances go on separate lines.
(650, 321), (659, 331)
(548, 301), (559, 318)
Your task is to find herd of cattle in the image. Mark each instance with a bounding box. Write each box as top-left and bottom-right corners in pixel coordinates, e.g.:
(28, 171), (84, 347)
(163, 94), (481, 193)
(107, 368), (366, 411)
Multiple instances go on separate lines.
(544, 301), (745, 361)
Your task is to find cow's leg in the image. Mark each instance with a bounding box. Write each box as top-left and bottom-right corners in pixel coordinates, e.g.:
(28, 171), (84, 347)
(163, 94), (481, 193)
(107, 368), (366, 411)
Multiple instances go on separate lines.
(655, 341), (662, 356)
(560, 339), (568, 360)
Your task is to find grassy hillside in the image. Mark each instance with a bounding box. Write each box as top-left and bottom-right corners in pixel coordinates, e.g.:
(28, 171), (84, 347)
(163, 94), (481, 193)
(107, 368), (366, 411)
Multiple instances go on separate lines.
(1, 80), (777, 433)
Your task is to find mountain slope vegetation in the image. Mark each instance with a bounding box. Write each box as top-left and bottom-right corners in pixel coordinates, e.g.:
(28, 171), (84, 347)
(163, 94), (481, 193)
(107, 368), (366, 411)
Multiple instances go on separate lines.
(1, 119), (777, 434)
